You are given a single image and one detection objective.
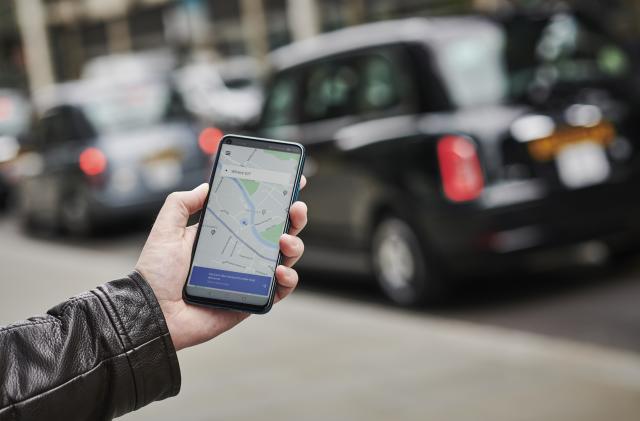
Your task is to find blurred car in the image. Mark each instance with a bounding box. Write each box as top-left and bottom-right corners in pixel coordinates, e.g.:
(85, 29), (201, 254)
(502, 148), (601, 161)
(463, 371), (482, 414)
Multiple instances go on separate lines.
(18, 75), (215, 234)
(82, 49), (177, 82)
(254, 15), (640, 305)
(174, 56), (263, 127)
(0, 89), (31, 209)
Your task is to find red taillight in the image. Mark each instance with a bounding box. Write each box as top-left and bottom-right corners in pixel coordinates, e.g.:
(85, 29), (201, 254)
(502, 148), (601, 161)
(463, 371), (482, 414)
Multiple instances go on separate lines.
(198, 127), (224, 155)
(79, 147), (107, 176)
(0, 97), (13, 121)
(437, 135), (484, 202)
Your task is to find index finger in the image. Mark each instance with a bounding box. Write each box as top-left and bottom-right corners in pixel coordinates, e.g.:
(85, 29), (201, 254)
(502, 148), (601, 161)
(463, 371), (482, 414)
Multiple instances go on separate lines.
(288, 201), (307, 236)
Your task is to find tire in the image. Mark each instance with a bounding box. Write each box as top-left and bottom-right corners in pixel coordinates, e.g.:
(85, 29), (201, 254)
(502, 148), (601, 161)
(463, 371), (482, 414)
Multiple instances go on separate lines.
(0, 190), (7, 211)
(59, 189), (94, 236)
(17, 186), (41, 233)
(371, 217), (443, 306)
(20, 210), (40, 233)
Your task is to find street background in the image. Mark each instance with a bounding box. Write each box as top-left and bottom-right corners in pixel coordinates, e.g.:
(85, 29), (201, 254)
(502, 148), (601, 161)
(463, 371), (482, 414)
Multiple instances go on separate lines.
(2, 0), (640, 420)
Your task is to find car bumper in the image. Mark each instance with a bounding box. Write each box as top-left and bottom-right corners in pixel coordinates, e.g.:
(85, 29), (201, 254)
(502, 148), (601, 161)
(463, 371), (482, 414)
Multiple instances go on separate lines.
(85, 166), (208, 221)
(424, 178), (640, 275)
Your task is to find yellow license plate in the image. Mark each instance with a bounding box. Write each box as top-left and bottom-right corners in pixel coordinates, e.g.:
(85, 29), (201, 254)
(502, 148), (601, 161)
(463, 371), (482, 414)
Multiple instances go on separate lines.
(527, 121), (615, 162)
(143, 148), (183, 164)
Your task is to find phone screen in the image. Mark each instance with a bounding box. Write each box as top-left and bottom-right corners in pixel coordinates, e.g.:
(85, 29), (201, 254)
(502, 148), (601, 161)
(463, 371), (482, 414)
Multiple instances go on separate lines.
(185, 138), (303, 307)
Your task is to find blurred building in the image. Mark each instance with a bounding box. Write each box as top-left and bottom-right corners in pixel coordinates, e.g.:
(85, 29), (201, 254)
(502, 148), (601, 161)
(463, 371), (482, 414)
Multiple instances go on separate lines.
(14, 0), (475, 91)
(12, 0), (640, 93)
(0, 2), (26, 89)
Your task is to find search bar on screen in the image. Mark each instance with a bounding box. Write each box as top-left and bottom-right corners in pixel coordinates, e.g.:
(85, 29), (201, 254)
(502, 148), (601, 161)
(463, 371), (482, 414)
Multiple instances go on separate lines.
(221, 164), (291, 186)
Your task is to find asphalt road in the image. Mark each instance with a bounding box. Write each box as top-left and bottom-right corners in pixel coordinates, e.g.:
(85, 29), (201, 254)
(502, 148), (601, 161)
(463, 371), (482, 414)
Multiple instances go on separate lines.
(1, 213), (640, 420)
(1, 212), (640, 353)
(304, 258), (640, 354)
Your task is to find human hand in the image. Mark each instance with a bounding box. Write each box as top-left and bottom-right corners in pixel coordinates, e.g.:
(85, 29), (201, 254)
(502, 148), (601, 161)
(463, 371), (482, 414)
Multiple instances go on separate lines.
(135, 176), (307, 351)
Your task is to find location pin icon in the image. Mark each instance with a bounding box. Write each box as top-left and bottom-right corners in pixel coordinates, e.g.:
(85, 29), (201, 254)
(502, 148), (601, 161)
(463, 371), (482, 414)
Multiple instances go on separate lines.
(283, 190), (287, 196)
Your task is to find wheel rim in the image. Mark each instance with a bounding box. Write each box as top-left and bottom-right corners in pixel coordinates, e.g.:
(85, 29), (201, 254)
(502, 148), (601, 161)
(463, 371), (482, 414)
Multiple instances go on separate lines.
(61, 192), (89, 233)
(376, 229), (415, 289)
(373, 217), (427, 303)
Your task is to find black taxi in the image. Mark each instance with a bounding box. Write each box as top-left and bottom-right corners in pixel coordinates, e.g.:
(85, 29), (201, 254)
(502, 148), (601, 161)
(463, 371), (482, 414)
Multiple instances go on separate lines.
(253, 14), (640, 305)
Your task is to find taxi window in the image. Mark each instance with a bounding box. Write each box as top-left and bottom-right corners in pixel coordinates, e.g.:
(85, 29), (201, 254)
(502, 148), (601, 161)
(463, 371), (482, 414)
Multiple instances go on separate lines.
(302, 61), (358, 121)
(80, 82), (171, 134)
(357, 53), (401, 113)
(302, 59), (358, 122)
(300, 47), (414, 123)
(505, 13), (631, 100)
(435, 31), (507, 108)
(262, 72), (299, 128)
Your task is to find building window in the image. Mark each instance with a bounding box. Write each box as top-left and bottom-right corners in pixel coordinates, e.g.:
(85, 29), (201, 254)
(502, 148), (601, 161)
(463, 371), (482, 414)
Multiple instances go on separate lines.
(81, 22), (108, 59)
(128, 6), (166, 51)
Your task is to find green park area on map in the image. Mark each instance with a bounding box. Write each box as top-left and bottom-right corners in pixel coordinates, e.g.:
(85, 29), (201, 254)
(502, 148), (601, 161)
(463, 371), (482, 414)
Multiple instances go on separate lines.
(240, 179), (260, 195)
(265, 150), (298, 161)
(260, 222), (284, 245)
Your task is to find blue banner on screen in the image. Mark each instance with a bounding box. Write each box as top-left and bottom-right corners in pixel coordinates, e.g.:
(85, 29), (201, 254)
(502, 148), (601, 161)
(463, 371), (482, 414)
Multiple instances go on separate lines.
(189, 266), (271, 295)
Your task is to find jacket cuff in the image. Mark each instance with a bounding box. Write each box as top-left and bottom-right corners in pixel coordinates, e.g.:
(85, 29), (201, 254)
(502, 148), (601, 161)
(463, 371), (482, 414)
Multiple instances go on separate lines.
(94, 271), (181, 410)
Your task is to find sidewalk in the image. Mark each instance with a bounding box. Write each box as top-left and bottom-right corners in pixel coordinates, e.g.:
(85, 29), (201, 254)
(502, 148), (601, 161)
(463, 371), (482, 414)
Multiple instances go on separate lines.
(128, 293), (640, 421)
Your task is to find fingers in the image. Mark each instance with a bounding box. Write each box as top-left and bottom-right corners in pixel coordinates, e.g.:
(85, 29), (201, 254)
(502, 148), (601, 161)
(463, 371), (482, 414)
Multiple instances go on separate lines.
(288, 201), (307, 236)
(156, 183), (209, 228)
(282, 201), (307, 266)
(299, 175), (307, 190)
(274, 265), (298, 302)
(280, 234), (304, 267)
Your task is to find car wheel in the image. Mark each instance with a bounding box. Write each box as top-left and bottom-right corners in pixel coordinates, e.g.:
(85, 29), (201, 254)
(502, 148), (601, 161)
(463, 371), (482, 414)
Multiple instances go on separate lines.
(18, 187), (41, 233)
(59, 190), (94, 236)
(20, 209), (40, 233)
(0, 191), (7, 211)
(372, 217), (442, 306)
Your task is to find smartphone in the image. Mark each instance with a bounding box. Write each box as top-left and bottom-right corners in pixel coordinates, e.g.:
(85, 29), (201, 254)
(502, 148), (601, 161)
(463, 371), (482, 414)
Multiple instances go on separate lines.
(183, 134), (305, 313)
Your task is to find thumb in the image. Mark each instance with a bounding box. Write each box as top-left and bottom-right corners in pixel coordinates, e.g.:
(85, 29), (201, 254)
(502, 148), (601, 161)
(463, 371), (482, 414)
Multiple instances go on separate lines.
(155, 183), (209, 228)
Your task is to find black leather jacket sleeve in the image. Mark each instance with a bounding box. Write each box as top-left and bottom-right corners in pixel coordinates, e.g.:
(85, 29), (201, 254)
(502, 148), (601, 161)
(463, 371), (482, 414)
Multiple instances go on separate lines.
(0, 272), (181, 421)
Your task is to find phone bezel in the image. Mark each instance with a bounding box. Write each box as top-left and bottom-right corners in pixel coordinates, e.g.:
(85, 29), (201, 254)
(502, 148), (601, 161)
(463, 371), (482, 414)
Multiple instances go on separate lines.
(182, 134), (305, 314)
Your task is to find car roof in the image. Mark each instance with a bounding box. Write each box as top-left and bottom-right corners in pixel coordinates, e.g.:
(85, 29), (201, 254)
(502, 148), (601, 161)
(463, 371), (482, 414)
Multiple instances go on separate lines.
(269, 16), (501, 71)
(33, 76), (169, 114)
(81, 49), (175, 80)
(33, 81), (84, 113)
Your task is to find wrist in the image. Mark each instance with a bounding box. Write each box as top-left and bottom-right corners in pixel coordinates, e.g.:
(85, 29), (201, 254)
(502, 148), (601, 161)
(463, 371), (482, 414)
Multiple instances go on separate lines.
(159, 301), (188, 351)
(131, 269), (188, 351)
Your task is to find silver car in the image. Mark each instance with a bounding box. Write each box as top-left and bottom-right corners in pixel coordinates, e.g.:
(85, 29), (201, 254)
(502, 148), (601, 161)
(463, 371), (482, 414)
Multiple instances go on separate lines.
(18, 76), (216, 234)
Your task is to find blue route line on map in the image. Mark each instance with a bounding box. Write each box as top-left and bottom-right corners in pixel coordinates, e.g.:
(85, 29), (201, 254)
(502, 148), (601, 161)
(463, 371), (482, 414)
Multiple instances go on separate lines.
(205, 207), (274, 261)
(229, 177), (279, 250)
